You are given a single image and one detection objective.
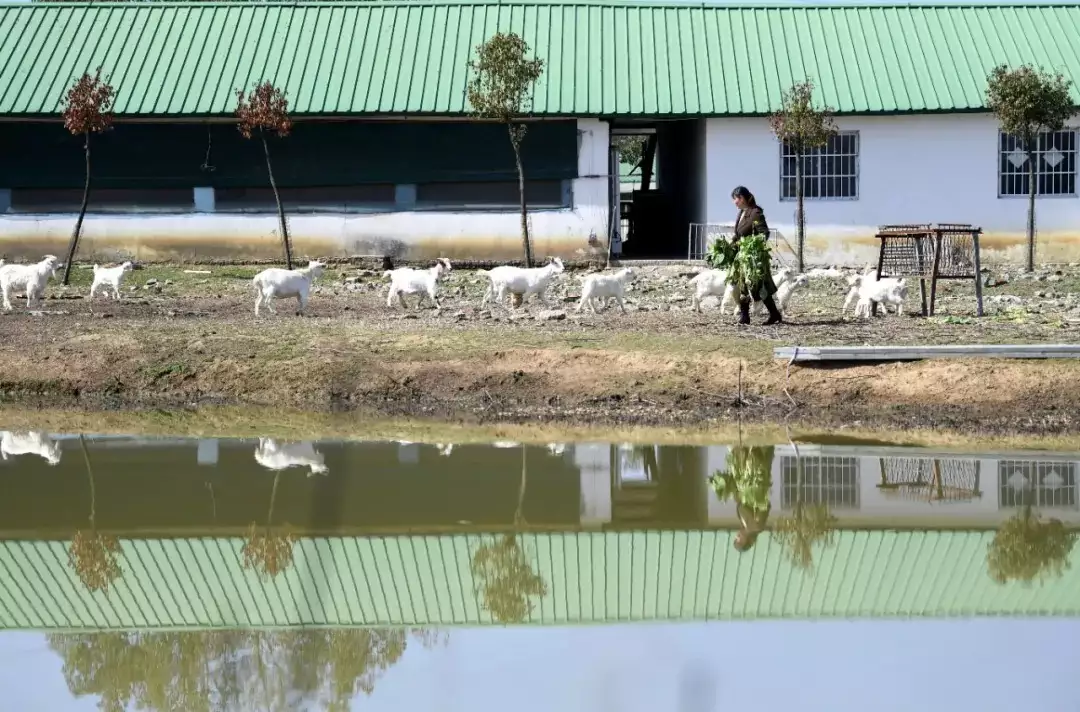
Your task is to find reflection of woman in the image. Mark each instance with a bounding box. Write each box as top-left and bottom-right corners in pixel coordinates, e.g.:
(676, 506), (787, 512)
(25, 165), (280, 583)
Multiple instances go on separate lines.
(710, 446), (774, 552)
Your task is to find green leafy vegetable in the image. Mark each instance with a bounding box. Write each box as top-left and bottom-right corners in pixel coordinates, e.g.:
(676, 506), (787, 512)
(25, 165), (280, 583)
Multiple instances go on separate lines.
(708, 448), (772, 516)
(705, 233), (773, 300)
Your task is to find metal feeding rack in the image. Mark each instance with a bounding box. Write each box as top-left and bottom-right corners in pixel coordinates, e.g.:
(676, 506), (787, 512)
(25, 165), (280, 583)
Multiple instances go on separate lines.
(873, 223), (985, 317)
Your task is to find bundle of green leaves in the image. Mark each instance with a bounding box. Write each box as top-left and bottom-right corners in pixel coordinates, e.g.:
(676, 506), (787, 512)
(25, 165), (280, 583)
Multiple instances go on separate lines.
(705, 233), (772, 299)
(708, 449), (772, 516)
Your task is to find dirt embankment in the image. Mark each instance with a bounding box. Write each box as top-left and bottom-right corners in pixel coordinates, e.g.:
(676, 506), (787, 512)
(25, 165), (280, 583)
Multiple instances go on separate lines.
(0, 313), (1076, 435)
(0, 261), (1077, 435)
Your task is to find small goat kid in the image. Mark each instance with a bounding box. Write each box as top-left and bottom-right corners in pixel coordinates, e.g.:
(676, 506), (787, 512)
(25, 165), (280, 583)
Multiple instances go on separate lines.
(0, 430), (62, 465)
(855, 278), (908, 318)
(478, 257), (565, 310)
(688, 269), (728, 313)
(89, 261), (134, 300)
(774, 273), (810, 314)
(385, 258), (452, 311)
(577, 268), (636, 314)
(842, 269), (877, 315)
(254, 438), (329, 476)
(0, 255), (60, 311)
(252, 260), (326, 316)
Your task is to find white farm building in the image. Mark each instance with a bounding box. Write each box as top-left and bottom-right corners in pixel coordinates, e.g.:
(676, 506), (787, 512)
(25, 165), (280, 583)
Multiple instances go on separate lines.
(0, 0), (1078, 266)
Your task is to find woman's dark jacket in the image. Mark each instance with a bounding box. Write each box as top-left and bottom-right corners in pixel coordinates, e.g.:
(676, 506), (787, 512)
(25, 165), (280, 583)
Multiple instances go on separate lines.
(732, 206), (777, 301)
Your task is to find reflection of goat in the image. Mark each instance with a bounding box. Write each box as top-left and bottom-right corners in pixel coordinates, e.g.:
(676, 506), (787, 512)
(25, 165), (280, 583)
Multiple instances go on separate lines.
(254, 438), (328, 476)
(1, 431), (61, 465)
(436, 443), (454, 456)
(547, 443), (566, 456)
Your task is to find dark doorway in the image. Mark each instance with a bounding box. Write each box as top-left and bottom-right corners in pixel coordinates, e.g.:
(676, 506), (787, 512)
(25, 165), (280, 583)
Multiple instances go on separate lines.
(612, 120), (706, 260)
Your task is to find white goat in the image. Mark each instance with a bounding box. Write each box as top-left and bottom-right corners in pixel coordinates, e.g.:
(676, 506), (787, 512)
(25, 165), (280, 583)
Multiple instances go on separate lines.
(774, 273), (810, 314)
(252, 260), (326, 316)
(478, 257), (565, 310)
(547, 443), (566, 456)
(436, 443), (454, 456)
(855, 278), (908, 318)
(385, 258), (452, 311)
(0, 255), (60, 310)
(806, 266), (844, 279)
(254, 438), (328, 476)
(688, 269), (729, 313)
(842, 269), (877, 315)
(720, 267), (794, 315)
(89, 261), (134, 300)
(577, 268), (636, 314)
(493, 441), (520, 448)
(0, 431), (61, 465)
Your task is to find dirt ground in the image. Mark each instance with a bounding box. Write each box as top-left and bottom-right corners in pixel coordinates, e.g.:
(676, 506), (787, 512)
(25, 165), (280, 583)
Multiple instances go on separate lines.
(0, 259), (1078, 435)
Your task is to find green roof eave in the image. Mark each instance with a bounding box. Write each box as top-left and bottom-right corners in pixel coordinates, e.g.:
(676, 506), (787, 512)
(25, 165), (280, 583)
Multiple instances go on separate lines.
(1, 530), (1077, 631)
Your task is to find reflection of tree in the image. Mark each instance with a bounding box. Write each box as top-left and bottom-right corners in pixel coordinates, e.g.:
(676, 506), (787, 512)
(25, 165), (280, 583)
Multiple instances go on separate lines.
(471, 447), (548, 623)
(47, 628), (444, 712)
(709, 446), (773, 552)
(773, 457), (837, 572)
(68, 435), (122, 594)
(987, 501), (1077, 585)
(241, 471), (295, 579)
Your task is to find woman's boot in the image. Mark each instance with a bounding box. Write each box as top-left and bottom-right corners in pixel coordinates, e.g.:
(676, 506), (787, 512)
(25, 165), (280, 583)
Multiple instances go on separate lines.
(762, 295), (783, 325)
(738, 297), (751, 325)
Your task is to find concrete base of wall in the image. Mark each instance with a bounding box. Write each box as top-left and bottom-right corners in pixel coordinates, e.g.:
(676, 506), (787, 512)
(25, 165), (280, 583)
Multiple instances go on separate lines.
(0, 212), (610, 263)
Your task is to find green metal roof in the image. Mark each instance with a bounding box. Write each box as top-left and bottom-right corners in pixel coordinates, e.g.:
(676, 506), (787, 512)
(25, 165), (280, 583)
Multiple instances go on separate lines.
(1, 0), (1079, 117)
(1, 530), (1077, 631)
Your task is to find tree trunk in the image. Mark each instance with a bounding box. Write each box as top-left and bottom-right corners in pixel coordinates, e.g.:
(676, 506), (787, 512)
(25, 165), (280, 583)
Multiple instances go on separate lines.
(79, 434), (96, 526)
(510, 125), (533, 268)
(795, 151), (806, 273)
(1025, 146), (1036, 273)
(515, 447), (528, 525)
(63, 132), (92, 285)
(262, 129), (293, 270)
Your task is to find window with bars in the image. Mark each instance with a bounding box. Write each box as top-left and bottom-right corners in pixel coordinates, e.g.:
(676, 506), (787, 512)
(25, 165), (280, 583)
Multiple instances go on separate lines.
(779, 132), (859, 201)
(780, 456), (860, 510)
(998, 129), (1077, 197)
(998, 460), (1077, 509)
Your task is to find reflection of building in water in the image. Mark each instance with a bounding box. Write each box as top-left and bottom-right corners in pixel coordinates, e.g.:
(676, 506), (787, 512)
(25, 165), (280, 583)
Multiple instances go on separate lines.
(701, 445), (1080, 528)
(1, 436), (1078, 533)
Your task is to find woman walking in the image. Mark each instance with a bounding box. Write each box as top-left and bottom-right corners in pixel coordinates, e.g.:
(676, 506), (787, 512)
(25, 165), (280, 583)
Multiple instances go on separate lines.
(730, 186), (783, 325)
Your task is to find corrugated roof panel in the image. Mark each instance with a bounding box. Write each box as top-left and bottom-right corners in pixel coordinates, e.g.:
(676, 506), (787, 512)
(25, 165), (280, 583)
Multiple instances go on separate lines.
(3, 1), (1080, 116)
(1, 530), (1079, 631)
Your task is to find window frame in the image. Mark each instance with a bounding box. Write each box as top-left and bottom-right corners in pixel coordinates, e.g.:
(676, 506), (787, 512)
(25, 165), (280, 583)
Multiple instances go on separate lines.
(6, 187), (196, 215)
(778, 130), (861, 202)
(413, 179), (571, 212)
(213, 185), (398, 214)
(997, 128), (1078, 199)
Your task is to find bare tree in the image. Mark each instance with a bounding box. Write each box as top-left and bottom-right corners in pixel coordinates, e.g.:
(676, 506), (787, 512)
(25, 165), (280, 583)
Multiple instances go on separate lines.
(772, 458), (837, 573)
(470, 447), (547, 623)
(768, 80), (837, 273)
(986, 64), (1075, 273)
(236, 81), (294, 269)
(68, 435), (122, 593)
(60, 68), (116, 286)
(467, 32), (545, 267)
(241, 471), (296, 580)
(987, 496), (1076, 585)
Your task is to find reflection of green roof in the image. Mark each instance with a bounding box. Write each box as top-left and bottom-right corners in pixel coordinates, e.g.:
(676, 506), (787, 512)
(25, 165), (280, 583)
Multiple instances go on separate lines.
(3, 530), (1078, 630)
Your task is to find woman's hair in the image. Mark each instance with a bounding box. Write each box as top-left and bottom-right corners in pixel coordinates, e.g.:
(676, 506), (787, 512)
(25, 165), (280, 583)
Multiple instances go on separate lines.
(731, 185), (757, 207)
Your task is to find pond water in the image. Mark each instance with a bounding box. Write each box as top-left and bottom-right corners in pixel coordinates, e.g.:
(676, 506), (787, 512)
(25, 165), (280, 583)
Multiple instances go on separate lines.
(0, 432), (1078, 710)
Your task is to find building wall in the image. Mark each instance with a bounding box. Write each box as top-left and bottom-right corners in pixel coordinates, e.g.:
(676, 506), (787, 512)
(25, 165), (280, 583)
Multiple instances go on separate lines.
(0, 119), (610, 262)
(705, 113), (1080, 266)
